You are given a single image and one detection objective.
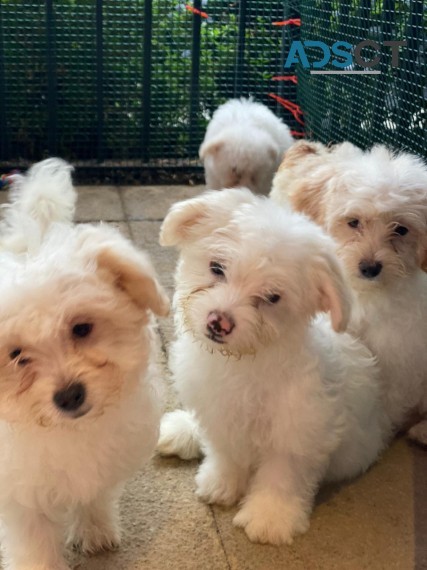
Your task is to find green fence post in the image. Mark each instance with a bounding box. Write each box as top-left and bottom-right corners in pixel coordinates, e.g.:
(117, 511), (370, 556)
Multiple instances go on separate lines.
(96, 0), (104, 162)
(189, 0), (202, 157)
(0, 1), (8, 160)
(46, 0), (58, 156)
(234, 0), (247, 97)
(142, 0), (152, 162)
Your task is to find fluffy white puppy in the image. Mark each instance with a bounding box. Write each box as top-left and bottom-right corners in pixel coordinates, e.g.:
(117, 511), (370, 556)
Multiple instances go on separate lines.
(271, 141), (427, 444)
(0, 160), (169, 570)
(157, 188), (390, 545)
(199, 98), (294, 195)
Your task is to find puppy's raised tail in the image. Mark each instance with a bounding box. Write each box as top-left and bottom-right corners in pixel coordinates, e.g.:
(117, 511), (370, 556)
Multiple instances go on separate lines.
(1, 158), (76, 253)
(157, 409), (203, 460)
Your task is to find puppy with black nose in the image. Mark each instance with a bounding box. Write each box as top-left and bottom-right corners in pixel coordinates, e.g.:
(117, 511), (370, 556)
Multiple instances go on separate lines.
(271, 141), (427, 444)
(0, 160), (169, 570)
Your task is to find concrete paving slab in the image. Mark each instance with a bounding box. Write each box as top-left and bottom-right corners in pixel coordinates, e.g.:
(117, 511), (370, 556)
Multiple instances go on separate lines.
(67, 457), (228, 570)
(121, 185), (203, 220)
(129, 220), (177, 350)
(212, 439), (413, 570)
(129, 220), (177, 296)
(0, 190), (10, 205)
(76, 186), (124, 222)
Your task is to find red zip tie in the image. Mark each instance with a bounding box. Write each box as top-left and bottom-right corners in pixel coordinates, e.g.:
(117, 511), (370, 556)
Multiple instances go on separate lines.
(273, 18), (301, 26)
(291, 131), (305, 137)
(185, 4), (209, 18)
(268, 93), (305, 126)
(272, 75), (298, 84)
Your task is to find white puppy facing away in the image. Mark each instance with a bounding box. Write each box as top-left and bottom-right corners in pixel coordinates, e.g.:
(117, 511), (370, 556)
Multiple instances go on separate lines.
(199, 98), (294, 195)
(0, 160), (169, 570)
(271, 141), (427, 444)
(157, 188), (390, 546)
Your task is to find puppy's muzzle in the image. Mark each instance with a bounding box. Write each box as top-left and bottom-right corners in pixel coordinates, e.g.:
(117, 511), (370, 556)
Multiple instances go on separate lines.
(359, 260), (383, 279)
(206, 311), (235, 343)
(53, 381), (87, 416)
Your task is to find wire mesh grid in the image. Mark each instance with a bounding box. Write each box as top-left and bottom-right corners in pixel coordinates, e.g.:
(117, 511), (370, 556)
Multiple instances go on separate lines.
(0, 0), (425, 175)
(297, 0), (426, 155)
(0, 0), (297, 172)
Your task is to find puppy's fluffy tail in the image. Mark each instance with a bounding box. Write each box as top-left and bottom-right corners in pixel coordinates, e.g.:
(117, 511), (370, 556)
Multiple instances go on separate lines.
(1, 158), (76, 253)
(157, 410), (203, 460)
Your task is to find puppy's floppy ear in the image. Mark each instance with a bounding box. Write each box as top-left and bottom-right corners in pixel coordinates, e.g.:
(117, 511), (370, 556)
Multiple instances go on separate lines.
(278, 140), (327, 171)
(199, 137), (224, 160)
(160, 188), (255, 247)
(77, 225), (170, 317)
(272, 141), (331, 225)
(312, 250), (352, 332)
(96, 249), (170, 317)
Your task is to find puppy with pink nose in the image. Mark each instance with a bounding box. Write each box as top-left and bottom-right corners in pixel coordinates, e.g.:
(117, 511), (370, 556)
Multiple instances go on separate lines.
(206, 310), (234, 341)
(158, 188), (390, 546)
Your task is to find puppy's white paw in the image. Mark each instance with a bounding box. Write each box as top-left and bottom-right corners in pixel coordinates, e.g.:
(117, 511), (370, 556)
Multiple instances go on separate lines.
(408, 420), (427, 446)
(195, 461), (245, 506)
(233, 491), (310, 545)
(70, 516), (121, 555)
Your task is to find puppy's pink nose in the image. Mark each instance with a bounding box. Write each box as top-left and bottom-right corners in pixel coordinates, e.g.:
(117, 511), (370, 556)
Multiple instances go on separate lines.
(207, 311), (235, 337)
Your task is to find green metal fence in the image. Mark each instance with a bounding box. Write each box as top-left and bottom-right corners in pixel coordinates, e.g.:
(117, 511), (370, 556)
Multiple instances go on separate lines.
(0, 0), (425, 179)
(0, 1), (297, 174)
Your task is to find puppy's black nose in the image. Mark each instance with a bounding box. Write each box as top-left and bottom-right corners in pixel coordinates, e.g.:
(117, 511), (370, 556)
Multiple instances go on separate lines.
(359, 261), (383, 279)
(53, 382), (86, 412)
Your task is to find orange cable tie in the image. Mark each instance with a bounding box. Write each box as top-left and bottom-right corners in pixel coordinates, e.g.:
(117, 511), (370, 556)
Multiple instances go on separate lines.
(272, 18), (301, 27)
(272, 75), (298, 84)
(185, 4), (209, 18)
(268, 93), (305, 126)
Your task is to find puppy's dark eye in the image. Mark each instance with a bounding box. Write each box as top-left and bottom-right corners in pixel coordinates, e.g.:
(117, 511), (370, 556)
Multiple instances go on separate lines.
(9, 348), (22, 360)
(266, 294), (281, 304)
(9, 348), (31, 366)
(72, 323), (93, 338)
(210, 262), (225, 277)
(348, 219), (360, 229)
(394, 225), (408, 236)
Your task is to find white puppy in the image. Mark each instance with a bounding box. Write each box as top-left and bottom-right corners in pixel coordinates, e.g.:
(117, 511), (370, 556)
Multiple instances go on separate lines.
(158, 189), (390, 545)
(0, 160), (169, 570)
(271, 141), (427, 444)
(199, 98), (294, 195)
